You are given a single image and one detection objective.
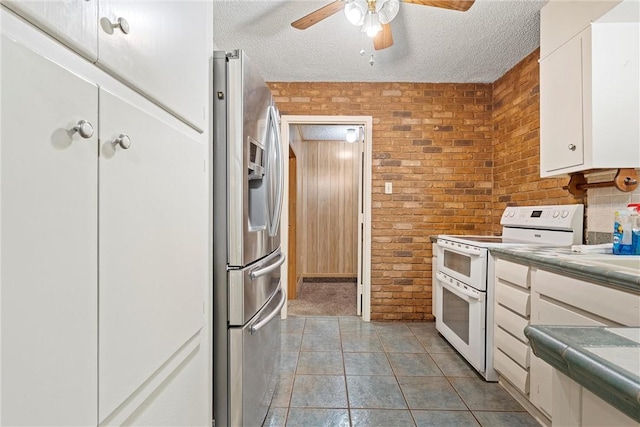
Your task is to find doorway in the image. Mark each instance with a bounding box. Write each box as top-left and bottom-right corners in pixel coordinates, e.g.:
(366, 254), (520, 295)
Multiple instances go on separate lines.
(279, 116), (372, 321)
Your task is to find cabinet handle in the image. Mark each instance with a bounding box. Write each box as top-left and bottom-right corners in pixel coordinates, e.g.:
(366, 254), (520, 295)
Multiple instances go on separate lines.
(114, 134), (132, 150)
(72, 120), (94, 139)
(568, 144), (577, 151)
(110, 17), (130, 34)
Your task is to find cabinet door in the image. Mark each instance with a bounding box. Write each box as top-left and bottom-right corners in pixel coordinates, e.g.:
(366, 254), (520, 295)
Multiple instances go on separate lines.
(97, 1), (208, 131)
(98, 89), (207, 421)
(1, 36), (98, 426)
(530, 296), (607, 418)
(2, 0), (98, 61)
(540, 33), (585, 176)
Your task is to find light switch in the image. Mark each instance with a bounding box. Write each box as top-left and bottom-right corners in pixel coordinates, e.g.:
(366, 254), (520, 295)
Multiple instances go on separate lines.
(384, 182), (393, 194)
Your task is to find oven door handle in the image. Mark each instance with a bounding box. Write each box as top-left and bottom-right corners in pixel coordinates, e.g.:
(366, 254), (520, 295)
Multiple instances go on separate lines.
(438, 274), (481, 301)
(438, 242), (482, 257)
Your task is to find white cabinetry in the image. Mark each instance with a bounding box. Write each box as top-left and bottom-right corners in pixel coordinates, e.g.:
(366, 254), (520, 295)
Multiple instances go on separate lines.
(2, 0), (98, 60)
(554, 370), (639, 427)
(493, 260), (533, 396)
(97, 1), (208, 130)
(530, 269), (640, 420)
(98, 88), (206, 421)
(1, 3), (210, 425)
(1, 36), (98, 427)
(539, 0), (639, 177)
(3, 0), (208, 131)
(540, 0), (620, 58)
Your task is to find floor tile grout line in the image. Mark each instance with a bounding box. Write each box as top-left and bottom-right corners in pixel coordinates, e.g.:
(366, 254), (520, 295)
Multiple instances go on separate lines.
(278, 316), (536, 426)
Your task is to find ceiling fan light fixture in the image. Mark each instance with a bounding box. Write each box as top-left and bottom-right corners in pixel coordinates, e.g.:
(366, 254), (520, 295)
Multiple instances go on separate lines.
(378, 0), (400, 24)
(363, 11), (382, 37)
(344, 0), (365, 26)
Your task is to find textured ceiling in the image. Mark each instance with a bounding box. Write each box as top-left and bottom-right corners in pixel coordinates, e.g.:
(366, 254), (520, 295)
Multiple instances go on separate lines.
(212, 0), (546, 83)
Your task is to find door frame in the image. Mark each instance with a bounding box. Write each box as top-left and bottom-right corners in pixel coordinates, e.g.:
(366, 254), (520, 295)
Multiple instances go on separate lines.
(279, 115), (372, 321)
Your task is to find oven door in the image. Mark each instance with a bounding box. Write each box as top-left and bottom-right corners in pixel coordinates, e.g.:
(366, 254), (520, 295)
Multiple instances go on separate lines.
(435, 271), (486, 373)
(437, 239), (488, 291)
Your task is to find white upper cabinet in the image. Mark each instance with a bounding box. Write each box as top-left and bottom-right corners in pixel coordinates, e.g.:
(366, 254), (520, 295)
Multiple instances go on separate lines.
(1, 36), (98, 426)
(97, 0), (208, 131)
(3, 0), (209, 131)
(540, 0), (621, 58)
(539, 0), (640, 177)
(2, 0), (98, 60)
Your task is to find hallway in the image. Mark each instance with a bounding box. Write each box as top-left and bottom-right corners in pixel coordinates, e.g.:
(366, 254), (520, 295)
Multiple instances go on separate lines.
(263, 316), (540, 426)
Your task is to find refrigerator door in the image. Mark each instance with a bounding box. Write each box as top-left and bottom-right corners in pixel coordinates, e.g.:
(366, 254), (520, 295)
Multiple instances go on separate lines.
(228, 248), (285, 326)
(225, 50), (282, 267)
(229, 286), (284, 427)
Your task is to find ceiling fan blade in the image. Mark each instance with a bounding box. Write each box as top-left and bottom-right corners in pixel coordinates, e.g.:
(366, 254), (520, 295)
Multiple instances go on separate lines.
(402, 0), (475, 12)
(291, 0), (346, 30)
(373, 23), (394, 50)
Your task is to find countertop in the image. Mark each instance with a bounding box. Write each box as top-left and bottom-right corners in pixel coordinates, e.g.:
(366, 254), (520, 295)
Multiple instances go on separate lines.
(490, 246), (640, 293)
(524, 325), (640, 423)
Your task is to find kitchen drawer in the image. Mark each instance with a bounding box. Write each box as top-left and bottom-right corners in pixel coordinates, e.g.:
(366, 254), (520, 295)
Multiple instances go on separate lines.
(496, 281), (530, 317)
(534, 298), (608, 327)
(495, 326), (530, 368)
(494, 348), (530, 395)
(495, 303), (528, 342)
(496, 259), (531, 289)
(535, 270), (640, 326)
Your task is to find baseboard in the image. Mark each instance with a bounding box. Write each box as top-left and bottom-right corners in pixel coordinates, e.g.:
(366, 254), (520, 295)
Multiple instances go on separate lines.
(302, 274), (357, 283)
(498, 377), (551, 427)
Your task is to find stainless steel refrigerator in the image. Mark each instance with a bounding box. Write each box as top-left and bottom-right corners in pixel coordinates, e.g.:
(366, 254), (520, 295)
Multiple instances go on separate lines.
(212, 50), (285, 427)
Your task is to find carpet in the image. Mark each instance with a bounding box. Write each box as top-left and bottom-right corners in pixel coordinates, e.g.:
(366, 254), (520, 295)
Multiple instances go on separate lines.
(287, 281), (357, 317)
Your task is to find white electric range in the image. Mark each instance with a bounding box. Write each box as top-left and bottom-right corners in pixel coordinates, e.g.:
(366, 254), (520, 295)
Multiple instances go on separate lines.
(434, 204), (584, 381)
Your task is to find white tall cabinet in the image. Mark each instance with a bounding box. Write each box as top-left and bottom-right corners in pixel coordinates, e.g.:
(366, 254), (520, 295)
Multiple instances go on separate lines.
(1, 2), (212, 426)
(1, 37), (99, 427)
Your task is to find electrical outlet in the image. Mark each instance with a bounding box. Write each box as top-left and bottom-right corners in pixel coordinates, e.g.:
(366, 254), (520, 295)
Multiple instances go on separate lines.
(384, 182), (393, 194)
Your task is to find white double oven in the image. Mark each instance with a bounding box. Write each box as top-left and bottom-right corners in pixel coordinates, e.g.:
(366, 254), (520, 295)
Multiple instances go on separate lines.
(435, 205), (584, 381)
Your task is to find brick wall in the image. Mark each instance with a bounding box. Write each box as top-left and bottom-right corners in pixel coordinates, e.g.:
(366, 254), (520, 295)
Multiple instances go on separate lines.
(270, 49), (578, 321)
(492, 48), (578, 234)
(270, 82), (494, 321)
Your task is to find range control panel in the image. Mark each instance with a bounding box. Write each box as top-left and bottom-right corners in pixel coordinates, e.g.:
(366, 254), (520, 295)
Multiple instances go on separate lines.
(500, 204), (584, 231)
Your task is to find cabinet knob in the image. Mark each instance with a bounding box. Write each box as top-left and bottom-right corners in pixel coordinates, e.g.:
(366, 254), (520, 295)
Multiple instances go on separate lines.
(114, 134), (132, 150)
(109, 17), (130, 34)
(568, 144), (577, 151)
(72, 120), (94, 139)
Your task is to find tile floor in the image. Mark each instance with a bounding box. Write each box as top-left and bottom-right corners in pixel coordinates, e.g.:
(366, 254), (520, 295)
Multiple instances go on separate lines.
(263, 316), (540, 427)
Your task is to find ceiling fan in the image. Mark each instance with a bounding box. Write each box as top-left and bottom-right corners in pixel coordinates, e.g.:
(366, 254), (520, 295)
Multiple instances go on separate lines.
(291, 0), (475, 51)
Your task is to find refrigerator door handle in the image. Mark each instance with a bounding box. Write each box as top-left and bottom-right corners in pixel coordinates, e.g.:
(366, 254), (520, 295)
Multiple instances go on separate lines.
(250, 287), (286, 334)
(267, 105), (284, 237)
(249, 251), (285, 280)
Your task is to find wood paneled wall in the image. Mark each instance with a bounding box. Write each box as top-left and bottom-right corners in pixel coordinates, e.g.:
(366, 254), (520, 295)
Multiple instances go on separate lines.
(293, 139), (359, 277)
